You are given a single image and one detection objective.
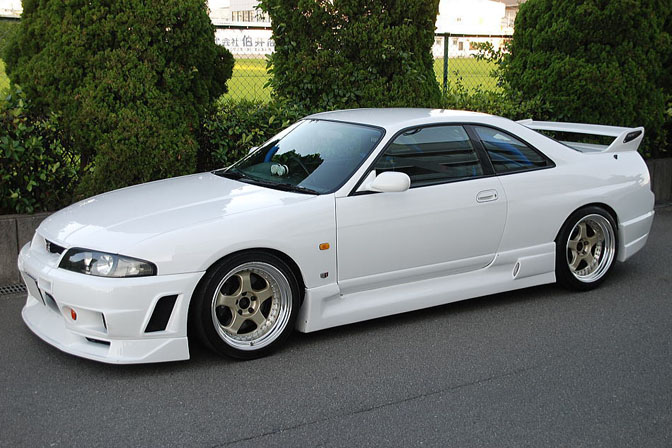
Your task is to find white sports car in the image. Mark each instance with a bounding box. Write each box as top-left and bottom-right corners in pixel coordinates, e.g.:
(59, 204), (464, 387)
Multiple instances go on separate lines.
(18, 109), (655, 363)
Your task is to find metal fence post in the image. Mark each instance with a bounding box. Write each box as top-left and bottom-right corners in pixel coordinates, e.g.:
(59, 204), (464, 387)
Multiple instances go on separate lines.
(442, 33), (449, 94)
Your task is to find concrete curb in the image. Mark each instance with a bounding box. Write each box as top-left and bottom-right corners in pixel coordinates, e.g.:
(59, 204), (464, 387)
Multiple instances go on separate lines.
(1, 158), (671, 286)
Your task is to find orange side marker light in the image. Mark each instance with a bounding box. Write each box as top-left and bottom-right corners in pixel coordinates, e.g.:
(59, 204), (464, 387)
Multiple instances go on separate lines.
(319, 243), (330, 251)
(70, 308), (77, 321)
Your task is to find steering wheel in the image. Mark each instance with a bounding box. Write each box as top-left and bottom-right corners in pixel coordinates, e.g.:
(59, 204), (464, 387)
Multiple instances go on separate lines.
(289, 154), (311, 176)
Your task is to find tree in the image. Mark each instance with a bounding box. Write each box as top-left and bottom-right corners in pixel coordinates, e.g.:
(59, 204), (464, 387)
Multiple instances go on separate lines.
(258, 0), (442, 110)
(502, 0), (671, 156)
(4, 0), (234, 195)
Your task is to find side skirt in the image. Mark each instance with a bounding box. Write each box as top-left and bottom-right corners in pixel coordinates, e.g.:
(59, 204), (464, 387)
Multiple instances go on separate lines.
(296, 243), (556, 333)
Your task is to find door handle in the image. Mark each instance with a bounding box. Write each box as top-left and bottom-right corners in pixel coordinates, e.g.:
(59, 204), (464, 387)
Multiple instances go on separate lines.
(476, 189), (498, 203)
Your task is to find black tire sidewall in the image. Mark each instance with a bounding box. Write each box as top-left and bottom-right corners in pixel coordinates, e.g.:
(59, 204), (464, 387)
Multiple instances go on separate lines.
(556, 206), (618, 291)
(192, 251), (301, 360)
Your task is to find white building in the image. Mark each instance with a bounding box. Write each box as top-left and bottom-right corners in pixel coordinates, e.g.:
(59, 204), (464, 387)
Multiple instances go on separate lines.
(208, 0), (270, 26)
(0, 0), (20, 17)
(0, 0), (523, 57)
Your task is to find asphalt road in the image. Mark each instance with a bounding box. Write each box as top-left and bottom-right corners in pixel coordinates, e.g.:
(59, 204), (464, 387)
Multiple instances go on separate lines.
(1, 208), (671, 448)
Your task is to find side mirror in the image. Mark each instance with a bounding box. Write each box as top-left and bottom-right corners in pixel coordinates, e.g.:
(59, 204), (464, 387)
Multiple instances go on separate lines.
(248, 146), (258, 155)
(366, 171), (411, 193)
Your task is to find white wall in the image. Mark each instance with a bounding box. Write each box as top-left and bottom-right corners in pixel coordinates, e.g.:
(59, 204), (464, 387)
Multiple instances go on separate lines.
(0, 0), (21, 17)
(436, 0), (507, 35)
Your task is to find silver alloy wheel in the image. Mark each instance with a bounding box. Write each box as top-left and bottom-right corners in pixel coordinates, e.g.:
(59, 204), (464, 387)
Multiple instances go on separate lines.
(210, 261), (292, 351)
(566, 214), (615, 283)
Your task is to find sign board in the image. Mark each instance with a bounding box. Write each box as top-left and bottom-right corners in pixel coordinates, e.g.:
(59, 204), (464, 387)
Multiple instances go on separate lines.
(215, 28), (274, 56)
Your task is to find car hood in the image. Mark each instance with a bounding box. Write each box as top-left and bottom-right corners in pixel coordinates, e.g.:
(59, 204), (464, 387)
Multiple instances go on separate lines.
(38, 173), (312, 252)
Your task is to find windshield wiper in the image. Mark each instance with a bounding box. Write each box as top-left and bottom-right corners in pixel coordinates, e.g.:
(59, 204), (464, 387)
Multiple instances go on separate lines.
(214, 167), (245, 180)
(272, 183), (320, 195)
(215, 169), (319, 195)
(242, 178), (319, 195)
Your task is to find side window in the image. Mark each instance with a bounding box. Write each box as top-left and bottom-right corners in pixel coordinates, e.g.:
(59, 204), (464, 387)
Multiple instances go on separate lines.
(473, 126), (551, 174)
(374, 125), (484, 187)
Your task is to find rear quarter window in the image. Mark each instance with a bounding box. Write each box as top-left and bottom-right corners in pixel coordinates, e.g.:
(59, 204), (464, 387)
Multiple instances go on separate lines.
(473, 126), (552, 174)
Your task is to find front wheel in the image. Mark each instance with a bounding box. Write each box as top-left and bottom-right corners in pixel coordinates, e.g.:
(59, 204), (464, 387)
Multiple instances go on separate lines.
(193, 252), (300, 360)
(556, 207), (618, 291)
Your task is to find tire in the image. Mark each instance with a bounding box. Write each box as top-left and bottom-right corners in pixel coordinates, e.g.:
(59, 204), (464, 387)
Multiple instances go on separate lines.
(555, 206), (618, 291)
(192, 251), (300, 360)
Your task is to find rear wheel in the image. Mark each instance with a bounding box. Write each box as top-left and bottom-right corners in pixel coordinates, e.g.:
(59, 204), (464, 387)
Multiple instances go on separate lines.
(556, 207), (617, 291)
(193, 251), (300, 360)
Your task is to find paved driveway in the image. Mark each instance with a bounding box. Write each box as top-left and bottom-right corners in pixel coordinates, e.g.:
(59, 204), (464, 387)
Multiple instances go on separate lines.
(1, 208), (671, 448)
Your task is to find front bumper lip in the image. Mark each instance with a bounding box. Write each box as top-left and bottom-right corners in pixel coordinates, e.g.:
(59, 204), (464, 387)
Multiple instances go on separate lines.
(22, 297), (190, 364)
(18, 241), (205, 364)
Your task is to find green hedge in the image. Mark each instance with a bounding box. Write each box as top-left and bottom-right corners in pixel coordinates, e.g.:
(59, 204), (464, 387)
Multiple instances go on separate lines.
(4, 0), (233, 197)
(198, 98), (309, 171)
(501, 0), (671, 157)
(258, 0), (442, 110)
(0, 88), (79, 214)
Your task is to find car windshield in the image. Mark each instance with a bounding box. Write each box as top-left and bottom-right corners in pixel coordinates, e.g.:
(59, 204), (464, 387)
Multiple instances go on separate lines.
(215, 119), (384, 194)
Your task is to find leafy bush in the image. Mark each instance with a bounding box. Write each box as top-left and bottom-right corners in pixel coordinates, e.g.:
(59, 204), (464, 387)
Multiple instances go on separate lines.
(0, 20), (18, 56)
(258, 0), (442, 110)
(3, 0), (234, 196)
(0, 88), (79, 214)
(501, 0), (672, 157)
(441, 78), (552, 122)
(199, 98), (309, 171)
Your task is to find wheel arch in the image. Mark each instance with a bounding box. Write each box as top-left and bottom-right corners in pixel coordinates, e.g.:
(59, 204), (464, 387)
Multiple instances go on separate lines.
(554, 202), (619, 243)
(188, 246), (306, 312)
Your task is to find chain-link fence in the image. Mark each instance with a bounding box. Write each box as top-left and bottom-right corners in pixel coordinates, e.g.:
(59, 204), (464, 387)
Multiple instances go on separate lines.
(0, 20), (510, 101)
(433, 33), (509, 94)
(218, 28), (510, 101)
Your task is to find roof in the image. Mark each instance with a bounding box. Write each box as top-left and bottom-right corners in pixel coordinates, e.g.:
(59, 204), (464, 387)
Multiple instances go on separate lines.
(306, 108), (489, 129)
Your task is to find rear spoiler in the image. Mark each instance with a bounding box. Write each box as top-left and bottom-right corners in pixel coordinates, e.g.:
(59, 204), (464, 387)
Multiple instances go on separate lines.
(517, 119), (645, 153)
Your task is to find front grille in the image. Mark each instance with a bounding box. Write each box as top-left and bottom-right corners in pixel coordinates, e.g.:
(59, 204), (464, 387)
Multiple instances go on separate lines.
(45, 239), (65, 255)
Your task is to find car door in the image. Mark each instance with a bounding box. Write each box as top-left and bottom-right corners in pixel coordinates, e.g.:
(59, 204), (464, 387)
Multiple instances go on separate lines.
(335, 124), (507, 294)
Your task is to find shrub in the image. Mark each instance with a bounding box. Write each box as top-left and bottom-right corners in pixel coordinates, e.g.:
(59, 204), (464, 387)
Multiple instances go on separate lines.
(0, 20), (18, 56)
(501, 0), (672, 157)
(4, 0), (234, 196)
(441, 78), (552, 122)
(0, 88), (78, 214)
(199, 98), (309, 171)
(258, 0), (442, 110)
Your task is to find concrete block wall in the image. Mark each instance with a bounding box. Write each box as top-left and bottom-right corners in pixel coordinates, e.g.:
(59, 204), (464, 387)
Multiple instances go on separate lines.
(1, 159), (671, 286)
(647, 159), (672, 203)
(0, 212), (51, 285)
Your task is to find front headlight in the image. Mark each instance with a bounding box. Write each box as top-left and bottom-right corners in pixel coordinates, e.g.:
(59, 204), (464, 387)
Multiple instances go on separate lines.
(59, 248), (157, 277)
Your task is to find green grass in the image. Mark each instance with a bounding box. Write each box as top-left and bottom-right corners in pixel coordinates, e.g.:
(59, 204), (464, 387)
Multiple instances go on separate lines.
(223, 56), (499, 101)
(433, 57), (499, 92)
(0, 59), (9, 95)
(0, 56), (498, 102)
(225, 57), (272, 102)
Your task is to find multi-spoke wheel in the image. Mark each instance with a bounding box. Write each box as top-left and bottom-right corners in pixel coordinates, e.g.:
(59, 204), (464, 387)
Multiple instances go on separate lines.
(556, 206), (617, 290)
(193, 252), (300, 359)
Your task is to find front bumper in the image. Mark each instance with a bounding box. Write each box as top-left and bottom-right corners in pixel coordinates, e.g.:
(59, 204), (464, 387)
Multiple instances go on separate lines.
(18, 240), (205, 364)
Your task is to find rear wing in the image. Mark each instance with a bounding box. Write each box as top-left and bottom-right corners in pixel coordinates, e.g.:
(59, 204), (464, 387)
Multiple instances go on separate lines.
(517, 119), (644, 153)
